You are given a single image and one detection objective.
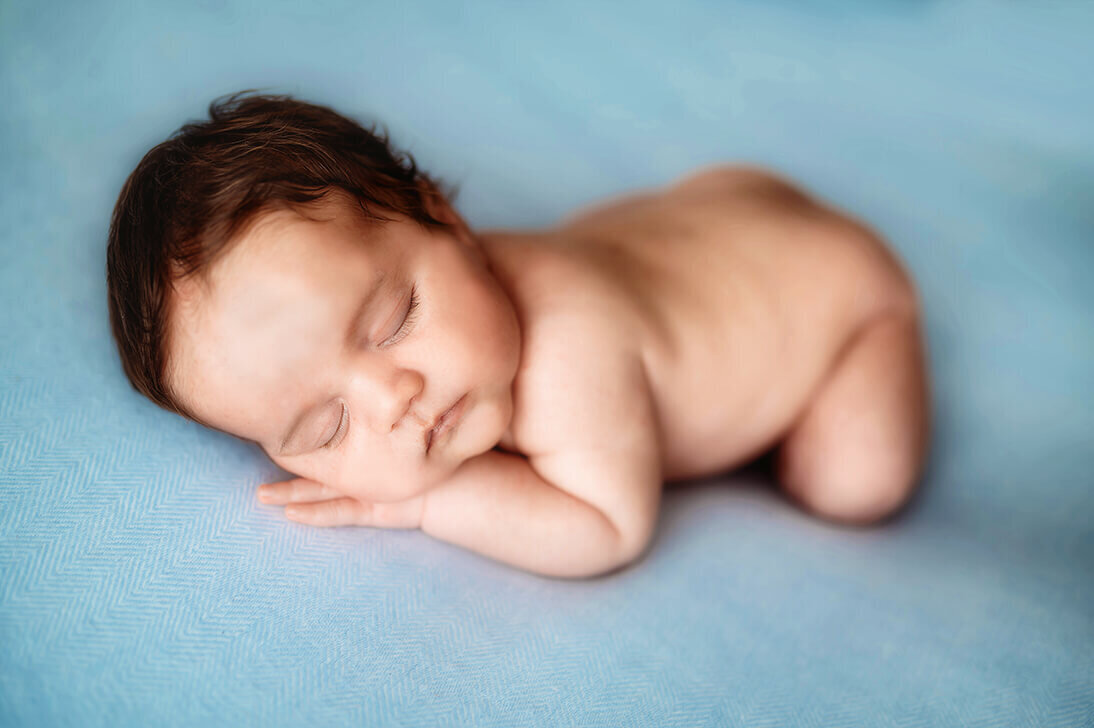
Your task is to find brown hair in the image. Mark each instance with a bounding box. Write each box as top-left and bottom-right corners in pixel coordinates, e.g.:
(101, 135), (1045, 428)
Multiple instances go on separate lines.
(106, 89), (456, 427)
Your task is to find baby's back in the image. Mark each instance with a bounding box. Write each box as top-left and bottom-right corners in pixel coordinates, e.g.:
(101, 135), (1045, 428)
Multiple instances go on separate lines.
(482, 166), (915, 481)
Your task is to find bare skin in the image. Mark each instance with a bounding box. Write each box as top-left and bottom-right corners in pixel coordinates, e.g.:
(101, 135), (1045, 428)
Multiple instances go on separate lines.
(169, 165), (930, 579)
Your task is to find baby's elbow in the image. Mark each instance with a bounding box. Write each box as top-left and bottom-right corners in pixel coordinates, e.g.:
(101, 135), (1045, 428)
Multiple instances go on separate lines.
(549, 525), (654, 581)
(609, 521), (656, 573)
(604, 491), (661, 575)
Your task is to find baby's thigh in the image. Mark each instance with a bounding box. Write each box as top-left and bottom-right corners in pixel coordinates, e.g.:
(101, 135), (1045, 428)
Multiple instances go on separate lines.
(774, 309), (931, 525)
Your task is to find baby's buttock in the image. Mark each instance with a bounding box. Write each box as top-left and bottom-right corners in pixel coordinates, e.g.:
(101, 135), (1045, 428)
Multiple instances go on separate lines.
(633, 206), (899, 481)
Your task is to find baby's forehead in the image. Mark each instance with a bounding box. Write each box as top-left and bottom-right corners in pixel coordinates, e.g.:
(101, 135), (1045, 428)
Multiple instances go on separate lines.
(186, 209), (328, 291)
(167, 194), (408, 345)
(165, 261), (335, 424)
(170, 214), (382, 340)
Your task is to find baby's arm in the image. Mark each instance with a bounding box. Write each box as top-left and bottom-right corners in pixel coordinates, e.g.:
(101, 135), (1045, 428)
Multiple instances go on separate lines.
(421, 450), (625, 578)
(418, 341), (663, 579)
(261, 438), (659, 579)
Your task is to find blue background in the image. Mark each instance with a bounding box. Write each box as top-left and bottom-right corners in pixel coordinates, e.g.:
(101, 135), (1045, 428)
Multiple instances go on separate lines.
(2, 1), (1092, 725)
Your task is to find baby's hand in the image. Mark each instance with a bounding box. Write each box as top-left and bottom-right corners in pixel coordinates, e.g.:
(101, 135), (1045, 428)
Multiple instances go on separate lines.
(256, 478), (425, 529)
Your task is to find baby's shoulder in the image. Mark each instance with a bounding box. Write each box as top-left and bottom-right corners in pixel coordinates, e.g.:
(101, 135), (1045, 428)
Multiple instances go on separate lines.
(480, 235), (656, 463)
(482, 232), (650, 348)
(507, 275), (652, 453)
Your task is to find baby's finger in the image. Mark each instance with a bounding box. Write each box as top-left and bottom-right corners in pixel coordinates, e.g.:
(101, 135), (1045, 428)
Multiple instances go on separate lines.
(284, 497), (372, 527)
(257, 477), (341, 504)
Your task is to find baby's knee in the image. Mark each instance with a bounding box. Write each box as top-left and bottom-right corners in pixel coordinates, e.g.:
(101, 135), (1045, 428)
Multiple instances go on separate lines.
(819, 470), (919, 526)
(778, 446), (922, 526)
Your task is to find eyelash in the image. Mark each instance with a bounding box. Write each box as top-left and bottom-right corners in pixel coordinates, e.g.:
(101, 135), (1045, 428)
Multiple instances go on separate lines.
(381, 287), (420, 348)
(321, 286), (421, 450)
(321, 402), (349, 450)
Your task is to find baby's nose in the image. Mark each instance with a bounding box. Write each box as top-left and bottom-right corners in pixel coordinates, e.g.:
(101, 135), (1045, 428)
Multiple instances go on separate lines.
(354, 365), (425, 433)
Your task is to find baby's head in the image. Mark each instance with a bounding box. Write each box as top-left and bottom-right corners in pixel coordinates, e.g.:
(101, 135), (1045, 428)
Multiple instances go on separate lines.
(107, 91), (521, 502)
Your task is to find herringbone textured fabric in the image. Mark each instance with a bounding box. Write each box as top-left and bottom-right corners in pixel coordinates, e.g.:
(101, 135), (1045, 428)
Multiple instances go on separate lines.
(2, 1), (1092, 725)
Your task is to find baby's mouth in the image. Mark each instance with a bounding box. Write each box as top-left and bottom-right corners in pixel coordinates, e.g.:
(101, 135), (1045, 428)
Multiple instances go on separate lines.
(425, 394), (467, 454)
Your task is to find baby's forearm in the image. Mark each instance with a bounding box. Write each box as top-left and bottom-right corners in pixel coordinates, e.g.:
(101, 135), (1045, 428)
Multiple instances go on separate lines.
(420, 449), (628, 579)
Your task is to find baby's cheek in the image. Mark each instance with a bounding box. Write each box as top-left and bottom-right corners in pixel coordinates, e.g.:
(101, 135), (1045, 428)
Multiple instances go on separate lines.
(433, 325), (482, 380)
(450, 311), (518, 383)
(268, 451), (322, 486)
(339, 449), (435, 503)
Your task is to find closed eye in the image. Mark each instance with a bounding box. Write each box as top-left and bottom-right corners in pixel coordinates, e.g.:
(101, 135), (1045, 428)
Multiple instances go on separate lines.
(321, 401), (349, 449)
(380, 286), (420, 348)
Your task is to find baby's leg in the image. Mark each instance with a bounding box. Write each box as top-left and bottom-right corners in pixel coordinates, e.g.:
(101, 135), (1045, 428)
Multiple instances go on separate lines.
(774, 308), (931, 525)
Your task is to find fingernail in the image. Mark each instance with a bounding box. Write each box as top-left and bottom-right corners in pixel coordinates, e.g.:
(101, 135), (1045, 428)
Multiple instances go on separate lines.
(285, 505), (300, 517)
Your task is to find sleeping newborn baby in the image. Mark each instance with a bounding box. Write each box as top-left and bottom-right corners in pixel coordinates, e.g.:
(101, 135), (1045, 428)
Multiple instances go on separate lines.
(107, 92), (931, 578)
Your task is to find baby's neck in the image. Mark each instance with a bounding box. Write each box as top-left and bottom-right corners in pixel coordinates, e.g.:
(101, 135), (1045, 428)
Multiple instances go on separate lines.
(474, 229), (548, 456)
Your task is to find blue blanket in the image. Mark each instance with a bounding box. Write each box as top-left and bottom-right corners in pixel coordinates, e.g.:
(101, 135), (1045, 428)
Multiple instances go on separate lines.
(2, 1), (1091, 725)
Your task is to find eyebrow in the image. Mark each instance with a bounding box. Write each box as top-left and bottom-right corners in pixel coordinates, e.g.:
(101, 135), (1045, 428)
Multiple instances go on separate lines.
(276, 269), (387, 455)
